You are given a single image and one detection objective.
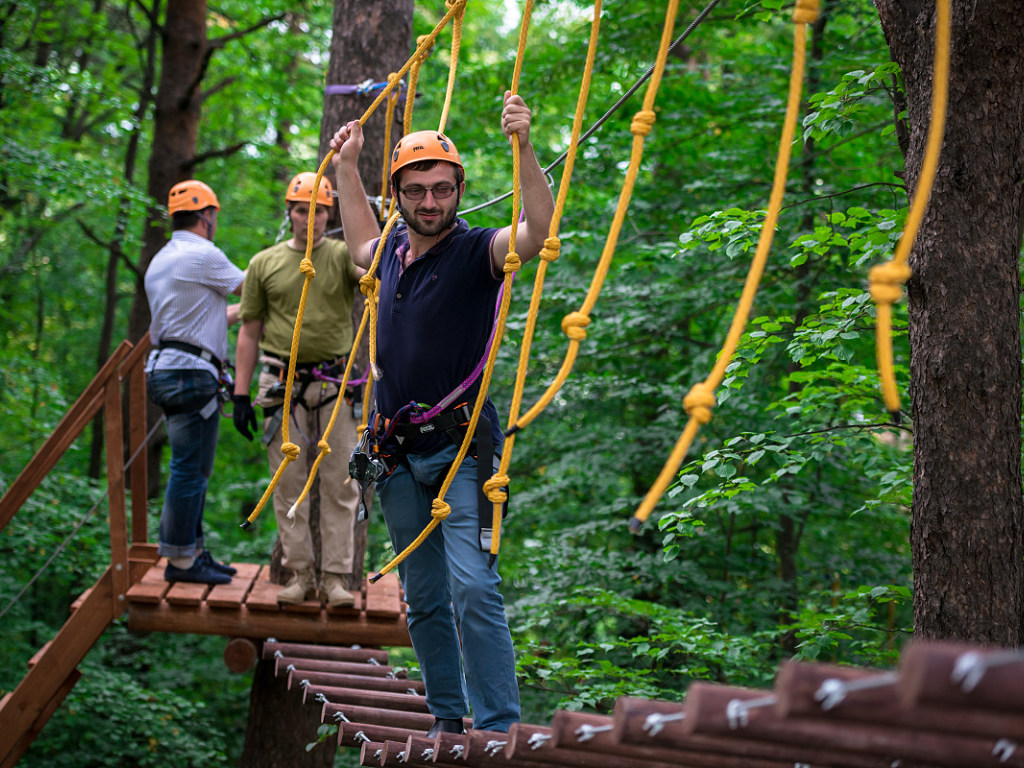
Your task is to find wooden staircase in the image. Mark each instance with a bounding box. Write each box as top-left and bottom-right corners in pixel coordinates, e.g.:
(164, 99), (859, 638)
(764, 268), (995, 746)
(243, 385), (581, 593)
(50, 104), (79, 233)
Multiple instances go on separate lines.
(0, 334), (408, 767)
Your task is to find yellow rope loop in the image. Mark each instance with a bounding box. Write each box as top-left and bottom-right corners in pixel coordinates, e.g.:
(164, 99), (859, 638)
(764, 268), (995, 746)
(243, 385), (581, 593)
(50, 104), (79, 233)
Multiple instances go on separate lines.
(539, 236), (561, 262)
(299, 258), (316, 279)
(483, 474), (509, 504)
(503, 251), (521, 273)
(317, 438), (331, 455)
(359, 273), (378, 298)
(793, 0), (820, 25)
(416, 34), (432, 62)
(561, 311), (590, 341)
(683, 382), (716, 425)
(630, 109), (656, 137)
(868, 261), (911, 305)
(281, 442), (301, 461)
(430, 499), (451, 521)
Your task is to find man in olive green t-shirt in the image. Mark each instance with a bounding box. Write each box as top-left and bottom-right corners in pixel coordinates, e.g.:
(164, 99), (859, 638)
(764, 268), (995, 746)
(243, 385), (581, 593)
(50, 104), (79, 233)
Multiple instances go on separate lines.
(233, 172), (362, 608)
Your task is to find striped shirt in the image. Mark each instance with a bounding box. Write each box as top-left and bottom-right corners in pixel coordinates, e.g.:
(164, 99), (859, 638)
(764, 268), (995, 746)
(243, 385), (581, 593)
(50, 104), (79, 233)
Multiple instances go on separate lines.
(145, 230), (244, 375)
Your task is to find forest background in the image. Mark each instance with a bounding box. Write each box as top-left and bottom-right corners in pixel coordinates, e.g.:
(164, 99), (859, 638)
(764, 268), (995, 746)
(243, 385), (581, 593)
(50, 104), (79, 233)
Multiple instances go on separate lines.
(0, 0), (968, 764)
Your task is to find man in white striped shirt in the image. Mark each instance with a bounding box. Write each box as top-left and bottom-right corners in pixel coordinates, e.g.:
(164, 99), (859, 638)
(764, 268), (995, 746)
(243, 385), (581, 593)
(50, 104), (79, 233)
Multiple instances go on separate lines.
(145, 179), (244, 584)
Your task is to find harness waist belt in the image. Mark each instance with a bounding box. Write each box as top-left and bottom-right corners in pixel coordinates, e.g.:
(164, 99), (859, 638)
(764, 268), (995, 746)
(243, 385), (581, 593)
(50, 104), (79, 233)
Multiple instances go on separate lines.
(391, 404), (472, 441)
(262, 354), (347, 380)
(159, 339), (222, 370)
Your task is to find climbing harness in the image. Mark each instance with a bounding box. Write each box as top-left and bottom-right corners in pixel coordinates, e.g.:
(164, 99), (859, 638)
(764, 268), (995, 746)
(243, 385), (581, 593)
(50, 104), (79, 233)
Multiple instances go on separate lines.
(151, 340), (234, 420)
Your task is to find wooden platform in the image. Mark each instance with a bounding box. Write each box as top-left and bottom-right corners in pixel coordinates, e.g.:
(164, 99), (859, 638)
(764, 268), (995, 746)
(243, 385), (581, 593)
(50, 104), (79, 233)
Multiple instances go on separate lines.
(126, 559), (410, 647)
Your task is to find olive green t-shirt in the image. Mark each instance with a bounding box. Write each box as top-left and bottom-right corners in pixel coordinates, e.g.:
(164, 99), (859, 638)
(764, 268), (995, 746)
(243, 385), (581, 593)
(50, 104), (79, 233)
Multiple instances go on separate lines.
(239, 238), (358, 363)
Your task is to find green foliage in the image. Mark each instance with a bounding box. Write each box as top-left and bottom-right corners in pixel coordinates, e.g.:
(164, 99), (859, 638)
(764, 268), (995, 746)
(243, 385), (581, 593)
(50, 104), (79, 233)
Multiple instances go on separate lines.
(1, 0), (920, 760)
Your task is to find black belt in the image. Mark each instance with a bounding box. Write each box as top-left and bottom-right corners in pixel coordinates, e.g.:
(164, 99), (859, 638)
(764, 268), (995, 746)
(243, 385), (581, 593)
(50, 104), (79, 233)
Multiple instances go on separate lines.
(391, 404), (472, 444)
(158, 339), (222, 370)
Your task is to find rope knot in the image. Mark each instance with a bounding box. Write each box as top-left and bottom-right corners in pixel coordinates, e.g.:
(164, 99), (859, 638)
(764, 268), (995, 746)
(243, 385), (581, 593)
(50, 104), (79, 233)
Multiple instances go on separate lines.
(683, 382), (716, 424)
(868, 261), (911, 305)
(483, 474), (509, 503)
(317, 439), (331, 455)
(503, 251), (521, 273)
(793, 0), (820, 24)
(431, 499), (451, 520)
(415, 35), (433, 62)
(561, 311), (590, 341)
(539, 236), (561, 262)
(359, 274), (378, 297)
(630, 110), (656, 137)
(281, 442), (301, 460)
(387, 72), (400, 87)
(299, 258), (316, 278)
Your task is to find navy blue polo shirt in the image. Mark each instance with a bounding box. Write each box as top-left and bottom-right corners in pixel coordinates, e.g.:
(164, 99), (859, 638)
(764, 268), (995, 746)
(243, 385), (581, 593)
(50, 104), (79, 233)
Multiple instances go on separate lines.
(374, 218), (505, 455)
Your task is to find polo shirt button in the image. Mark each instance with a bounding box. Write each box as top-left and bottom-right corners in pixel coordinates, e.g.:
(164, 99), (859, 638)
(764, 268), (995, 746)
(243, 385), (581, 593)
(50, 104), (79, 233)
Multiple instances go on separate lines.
(396, 292), (402, 299)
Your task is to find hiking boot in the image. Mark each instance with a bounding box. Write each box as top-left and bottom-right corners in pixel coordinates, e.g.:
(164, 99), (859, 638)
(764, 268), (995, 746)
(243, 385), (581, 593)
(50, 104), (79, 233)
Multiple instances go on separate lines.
(276, 569), (317, 605)
(165, 559), (231, 585)
(320, 572), (356, 608)
(197, 549), (237, 576)
(426, 718), (465, 738)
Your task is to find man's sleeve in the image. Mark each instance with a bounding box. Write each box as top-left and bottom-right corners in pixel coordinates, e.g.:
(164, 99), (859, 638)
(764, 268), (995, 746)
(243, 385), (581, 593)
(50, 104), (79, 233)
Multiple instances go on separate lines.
(237, 254), (266, 321)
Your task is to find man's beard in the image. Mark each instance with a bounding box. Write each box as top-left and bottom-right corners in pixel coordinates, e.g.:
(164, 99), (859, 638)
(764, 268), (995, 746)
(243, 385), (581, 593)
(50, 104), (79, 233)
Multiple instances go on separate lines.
(399, 200), (458, 238)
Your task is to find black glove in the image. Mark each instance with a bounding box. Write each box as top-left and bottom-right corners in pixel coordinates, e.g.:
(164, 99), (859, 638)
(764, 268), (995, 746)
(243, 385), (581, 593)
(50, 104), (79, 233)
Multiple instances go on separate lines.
(232, 394), (258, 441)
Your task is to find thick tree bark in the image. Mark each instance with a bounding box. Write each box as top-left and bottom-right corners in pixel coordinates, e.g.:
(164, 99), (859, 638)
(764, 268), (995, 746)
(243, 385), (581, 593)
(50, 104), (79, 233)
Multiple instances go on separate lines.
(874, 0), (1024, 644)
(242, 4), (413, 765)
(319, 0), (414, 590)
(241, 655), (336, 768)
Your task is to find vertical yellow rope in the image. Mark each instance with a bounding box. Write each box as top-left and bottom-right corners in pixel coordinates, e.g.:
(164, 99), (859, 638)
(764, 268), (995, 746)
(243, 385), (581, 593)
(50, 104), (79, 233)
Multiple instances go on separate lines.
(437, 0), (466, 134)
(630, 0), (820, 531)
(484, 0), (603, 560)
(379, 76), (401, 221)
(370, 0), (535, 582)
(870, 0), (950, 415)
(242, 1), (466, 527)
(512, 0), (681, 433)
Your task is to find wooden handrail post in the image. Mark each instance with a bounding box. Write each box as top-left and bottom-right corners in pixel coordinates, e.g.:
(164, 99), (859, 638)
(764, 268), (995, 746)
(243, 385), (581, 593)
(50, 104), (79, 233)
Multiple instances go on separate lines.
(123, 334), (152, 544)
(104, 376), (130, 615)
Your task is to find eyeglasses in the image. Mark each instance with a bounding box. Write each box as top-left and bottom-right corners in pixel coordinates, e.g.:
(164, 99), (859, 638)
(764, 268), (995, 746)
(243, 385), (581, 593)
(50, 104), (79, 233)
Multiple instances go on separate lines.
(398, 183), (456, 201)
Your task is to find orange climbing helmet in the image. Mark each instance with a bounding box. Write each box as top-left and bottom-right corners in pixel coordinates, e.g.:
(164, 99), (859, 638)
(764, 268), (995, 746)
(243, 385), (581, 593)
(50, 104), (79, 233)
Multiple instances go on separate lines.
(168, 180), (220, 215)
(390, 130), (463, 185)
(285, 172), (334, 207)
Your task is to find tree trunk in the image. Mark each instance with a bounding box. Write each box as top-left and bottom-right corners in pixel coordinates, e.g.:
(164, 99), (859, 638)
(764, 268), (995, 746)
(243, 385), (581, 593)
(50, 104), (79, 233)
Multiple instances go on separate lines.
(318, 0), (414, 590)
(874, 0), (1024, 644)
(124, 0), (207, 496)
(241, 655), (337, 768)
(242, 3), (413, 765)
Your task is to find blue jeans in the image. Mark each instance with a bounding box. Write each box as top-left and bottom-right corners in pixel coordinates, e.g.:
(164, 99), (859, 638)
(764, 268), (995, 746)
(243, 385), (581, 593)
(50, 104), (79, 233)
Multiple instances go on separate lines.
(147, 369), (220, 558)
(377, 444), (519, 732)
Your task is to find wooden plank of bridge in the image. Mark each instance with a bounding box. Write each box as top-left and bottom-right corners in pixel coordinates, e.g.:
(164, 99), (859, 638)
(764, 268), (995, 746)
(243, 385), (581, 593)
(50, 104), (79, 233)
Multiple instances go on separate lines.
(126, 560), (171, 604)
(245, 565), (282, 612)
(365, 572), (403, 618)
(206, 562), (261, 609)
(165, 579), (211, 606)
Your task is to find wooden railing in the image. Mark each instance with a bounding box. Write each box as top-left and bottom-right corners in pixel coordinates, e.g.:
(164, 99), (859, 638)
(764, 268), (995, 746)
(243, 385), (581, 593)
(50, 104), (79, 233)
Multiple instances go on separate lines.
(0, 333), (153, 768)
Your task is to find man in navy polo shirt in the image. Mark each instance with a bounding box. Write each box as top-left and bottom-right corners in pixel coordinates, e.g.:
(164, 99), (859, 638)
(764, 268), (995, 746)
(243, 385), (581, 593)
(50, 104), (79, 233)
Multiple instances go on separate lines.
(329, 91), (554, 736)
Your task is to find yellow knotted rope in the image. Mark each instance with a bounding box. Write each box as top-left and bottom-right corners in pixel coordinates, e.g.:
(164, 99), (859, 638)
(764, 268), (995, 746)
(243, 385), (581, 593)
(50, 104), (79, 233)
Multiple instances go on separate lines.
(870, 0), (949, 415)
(485, 1), (603, 561)
(242, 1), (466, 528)
(437, 0), (466, 135)
(369, 0), (535, 582)
(629, 0), (820, 531)
(378, 75), (401, 221)
(510, 0), (681, 435)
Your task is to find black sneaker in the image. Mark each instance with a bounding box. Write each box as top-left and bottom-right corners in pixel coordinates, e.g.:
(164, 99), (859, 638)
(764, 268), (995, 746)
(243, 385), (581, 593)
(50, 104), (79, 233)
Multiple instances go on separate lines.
(197, 549), (237, 576)
(165, 558), (232, 585)
(426, 718), (465, 738)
